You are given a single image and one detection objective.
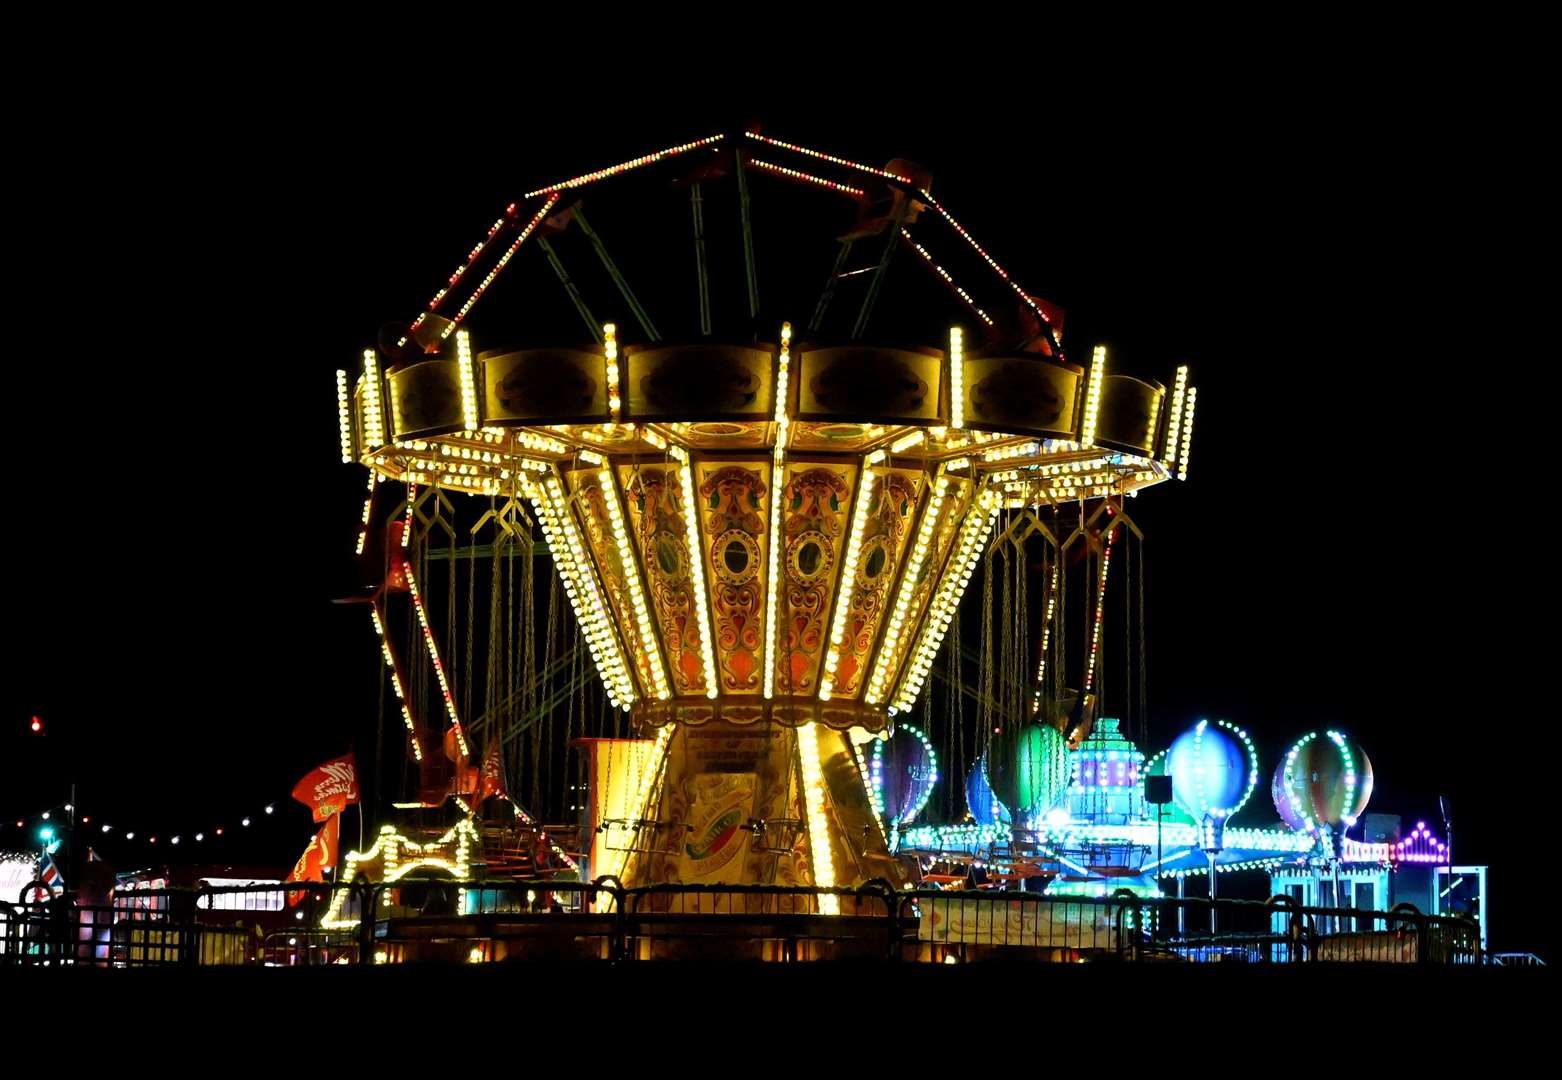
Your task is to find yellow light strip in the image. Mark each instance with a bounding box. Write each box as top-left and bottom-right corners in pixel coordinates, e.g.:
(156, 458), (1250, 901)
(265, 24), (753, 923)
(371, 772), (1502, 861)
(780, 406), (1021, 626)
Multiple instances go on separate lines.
(891, 491), (1000, 713)
(546, 481), (637, 709)
(442, 195), (559, 338)
(524, 135), (726, 197)
(1030, 563), (1060, 715)
(608, 724), (675, 889)
(671, 447), (720, 699)
(1165, 365), (1189, 466)
(516, 430), (570, 455)
(1081, 345), (1105, 448)
(819, 465), (878, 700)
(748, 158), (865, 196)
(335, 369), (354, 463)
(599, 467), (669, 700)
(369, 605), (422, 762)
(1179, 386), (1197, 481)
(865, 474), (949, 705)
(403, 559), (469, 759)
(901, 230), (995, 326)
(456, 330), (479, 431)
(604, 323), (621, 421)
(354, 472), (376, 556)
(949, 326), (965, 429)
(796, 722), (839, 914)
(743, 131), (913, 182)
(529, 476), (636, 708)
(764, 323), (792, 700)
(402, 486), (413, 548)
(361, 349), (385, 448)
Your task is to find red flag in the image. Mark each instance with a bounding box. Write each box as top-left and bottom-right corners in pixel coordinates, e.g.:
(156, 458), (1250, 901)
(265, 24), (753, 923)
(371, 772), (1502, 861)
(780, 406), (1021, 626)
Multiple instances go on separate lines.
(284, 815), (339, 907)
(292, 753), (360, 823)
(479, 738), (507, 802)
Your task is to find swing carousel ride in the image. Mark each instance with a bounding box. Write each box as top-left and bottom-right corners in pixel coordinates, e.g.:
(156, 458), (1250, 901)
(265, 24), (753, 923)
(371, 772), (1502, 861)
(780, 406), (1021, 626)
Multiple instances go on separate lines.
(328, 130), (1202, 914)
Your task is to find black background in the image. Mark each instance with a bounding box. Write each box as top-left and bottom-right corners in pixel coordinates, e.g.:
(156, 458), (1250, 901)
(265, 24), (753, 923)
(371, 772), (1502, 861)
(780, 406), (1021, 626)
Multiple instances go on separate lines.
(4, 62), (1547, 955)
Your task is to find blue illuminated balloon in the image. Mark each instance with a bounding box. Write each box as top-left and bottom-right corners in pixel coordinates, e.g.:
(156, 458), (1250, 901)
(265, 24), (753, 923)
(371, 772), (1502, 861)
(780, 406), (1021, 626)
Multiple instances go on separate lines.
(1166, 719), (1258, 820)
(965, 754), (1010, 827)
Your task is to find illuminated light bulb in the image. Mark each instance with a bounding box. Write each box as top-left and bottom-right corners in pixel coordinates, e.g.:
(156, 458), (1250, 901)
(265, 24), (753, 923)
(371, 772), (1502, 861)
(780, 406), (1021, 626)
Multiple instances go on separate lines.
(1030, 562), (1060, 714)
(866, 475), (949, 704)
(764, 324), (792, 700)
(241, 818), (250, 827)
(1164, 365), (1189, 465)
(599, 467), (669, 700)
(889, 430), (926, 454)
(864, 448), (886, 466)
(523, 477), (634, 708)
(743, 131), (914, 182)
(1178, 386), (1197, 481)
(669, 449), (719, 699)
(456, 330), (480, 431)
(361, 350), (385, 448)
(522, 134), (726, 198)
(335, 369), (354, 463)
(1082, 530), (1115, 693)
(404, 558), (470, 756)
(900, 233), (995, 325)
(1081, 346), (1106, 448)
(604, 323), (621, 420)
(891, 492), (998, 712)
(819, 466), (878, 700)
(443, 195), (559, 337)
(949, 327), (965, 429)
(797, 722), (839, 914)
(747, 158), (865, 197)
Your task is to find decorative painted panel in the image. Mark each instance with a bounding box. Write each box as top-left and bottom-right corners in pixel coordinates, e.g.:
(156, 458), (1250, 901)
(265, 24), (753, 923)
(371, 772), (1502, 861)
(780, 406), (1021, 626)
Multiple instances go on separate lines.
(773, 461), (858, 696)
(694, 461), (769, 695)
(833, 468), (924, 698)
(619, 464), (710, 697)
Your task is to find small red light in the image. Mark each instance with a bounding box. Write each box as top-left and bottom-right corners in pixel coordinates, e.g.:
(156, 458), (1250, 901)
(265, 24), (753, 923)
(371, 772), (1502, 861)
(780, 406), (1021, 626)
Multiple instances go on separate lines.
(30, 716), (43, 733)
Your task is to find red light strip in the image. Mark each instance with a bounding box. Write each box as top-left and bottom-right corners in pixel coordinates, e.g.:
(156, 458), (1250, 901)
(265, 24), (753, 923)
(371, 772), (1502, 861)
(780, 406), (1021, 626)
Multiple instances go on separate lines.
(523, 134), (726, 198)
(407, 205), (518, 338)
(1083, 526), (1117, 693)
(403, 558), (469, 759)
(901, 229), (994, 326)
(748, 158), (864, 197)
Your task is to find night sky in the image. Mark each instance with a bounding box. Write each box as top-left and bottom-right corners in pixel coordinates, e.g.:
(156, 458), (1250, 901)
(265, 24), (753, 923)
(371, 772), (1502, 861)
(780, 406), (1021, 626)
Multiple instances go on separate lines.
(6, 84), (1542, 951)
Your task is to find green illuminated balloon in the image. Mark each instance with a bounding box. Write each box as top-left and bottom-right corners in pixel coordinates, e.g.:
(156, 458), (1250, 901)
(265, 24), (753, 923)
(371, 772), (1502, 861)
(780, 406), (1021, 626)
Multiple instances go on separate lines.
(988, 722), (1069, 823)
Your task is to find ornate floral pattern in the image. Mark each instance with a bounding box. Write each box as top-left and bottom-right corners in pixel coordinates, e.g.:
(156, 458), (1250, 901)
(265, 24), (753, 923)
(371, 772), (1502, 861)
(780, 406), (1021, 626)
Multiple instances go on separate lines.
(834, 469), (921, 697)
(698, 464), (767, 694)
(621, 465), (708, 696)
(777, 465), (854, 694)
